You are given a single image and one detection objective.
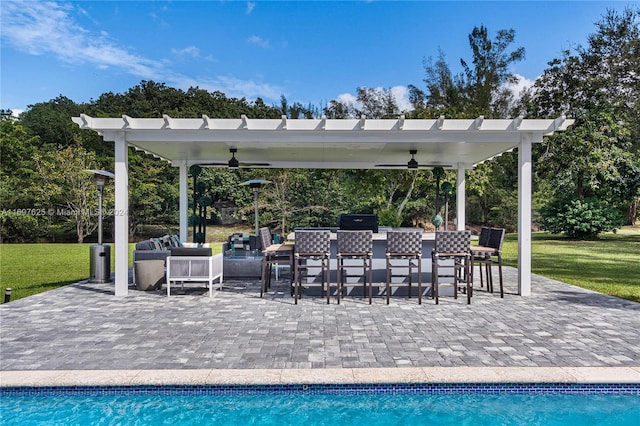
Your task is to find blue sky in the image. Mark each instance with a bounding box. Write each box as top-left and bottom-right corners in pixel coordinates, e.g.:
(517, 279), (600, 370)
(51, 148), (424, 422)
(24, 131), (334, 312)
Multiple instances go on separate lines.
(1, 1), (637, 115)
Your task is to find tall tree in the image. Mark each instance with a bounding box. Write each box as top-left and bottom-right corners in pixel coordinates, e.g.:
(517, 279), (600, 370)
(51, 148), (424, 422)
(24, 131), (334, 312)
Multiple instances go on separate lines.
(32, 146), (106, 243)
(461, 26), (525, 117)
(522, 7), (640, 228)
(414, 26), (525, 119)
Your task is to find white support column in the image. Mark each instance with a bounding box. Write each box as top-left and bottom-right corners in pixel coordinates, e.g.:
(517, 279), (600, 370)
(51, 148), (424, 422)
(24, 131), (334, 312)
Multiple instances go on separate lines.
(456, 165), (466, 231)
(179, 161), (189, 243)
(518, 134), (533, 296)
(114, 133), (129, 296)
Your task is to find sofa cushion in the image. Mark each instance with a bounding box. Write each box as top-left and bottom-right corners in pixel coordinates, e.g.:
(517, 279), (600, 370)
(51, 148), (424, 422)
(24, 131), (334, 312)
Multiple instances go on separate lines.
(161, 235), (173, 249)
(170, 247), (212, 257)
(151, 238), (164, 251)
(135, 240), (154, 251)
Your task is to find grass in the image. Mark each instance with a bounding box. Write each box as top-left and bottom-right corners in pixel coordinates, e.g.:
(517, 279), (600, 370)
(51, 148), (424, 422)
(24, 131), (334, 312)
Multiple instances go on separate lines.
(501, 225), (640, 303)
(0, 242), (223, 301)
(1, 225), (638, 303)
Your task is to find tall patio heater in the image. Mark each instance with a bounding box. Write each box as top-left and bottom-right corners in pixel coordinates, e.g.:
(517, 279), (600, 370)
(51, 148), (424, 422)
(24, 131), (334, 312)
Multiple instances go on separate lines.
(86, 170), (115, 283)
(240, 179), (271, 248)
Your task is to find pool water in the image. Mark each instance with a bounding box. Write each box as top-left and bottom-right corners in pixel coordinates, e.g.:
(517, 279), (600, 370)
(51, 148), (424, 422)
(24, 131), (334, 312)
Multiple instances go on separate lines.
(1, 385), (639, 425)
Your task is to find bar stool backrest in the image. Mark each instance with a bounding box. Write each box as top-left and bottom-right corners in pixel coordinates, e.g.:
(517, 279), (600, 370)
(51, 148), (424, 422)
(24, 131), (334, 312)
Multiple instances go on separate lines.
(295, 230), (331, 255)
(488, 228), (506, 251)
(259, 227), (273, 251)
(337, 230), (373, 254)
(386, 230), (422, 254)
(435, 230), (471, 254)
(478, 226), (491, 247)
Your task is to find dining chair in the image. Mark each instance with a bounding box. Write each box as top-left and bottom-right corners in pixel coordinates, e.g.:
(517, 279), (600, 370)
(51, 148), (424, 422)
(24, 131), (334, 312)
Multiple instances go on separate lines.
(293, 230), (331, 304)
(336, 230), (373, 304)
(470, 227), (505, 298)
(259, 227), (294, 298)
(432, 230), (471, 304)
(385, 229), (423, 304)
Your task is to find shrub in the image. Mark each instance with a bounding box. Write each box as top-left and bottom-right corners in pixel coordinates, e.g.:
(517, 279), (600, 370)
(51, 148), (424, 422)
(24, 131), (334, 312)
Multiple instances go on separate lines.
(0, 211), (44, 242)
(540, 197), (624, 239)
(377, 208), (402, 227)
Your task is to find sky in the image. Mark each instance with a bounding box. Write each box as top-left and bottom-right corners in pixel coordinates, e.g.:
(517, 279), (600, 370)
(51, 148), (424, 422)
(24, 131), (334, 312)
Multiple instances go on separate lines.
(1, 0), (638, 116)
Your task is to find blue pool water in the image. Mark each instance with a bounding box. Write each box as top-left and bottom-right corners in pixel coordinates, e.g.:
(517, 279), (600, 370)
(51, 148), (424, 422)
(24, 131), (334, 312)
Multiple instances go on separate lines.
(1, 384), (639, 425)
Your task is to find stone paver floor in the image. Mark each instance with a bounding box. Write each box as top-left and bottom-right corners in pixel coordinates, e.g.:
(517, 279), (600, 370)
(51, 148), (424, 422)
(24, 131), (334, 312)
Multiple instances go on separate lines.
(1, 267), (639, 371)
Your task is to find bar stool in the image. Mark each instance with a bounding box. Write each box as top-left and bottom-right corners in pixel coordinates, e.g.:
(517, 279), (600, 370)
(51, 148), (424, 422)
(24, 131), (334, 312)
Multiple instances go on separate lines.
(336, 230), (373, 304)
(471, 226), (491, 289)
(432, 230), (471, 304)
(259, 227), (294, 298)
(470, 227), (505, 297)
(293, 230), (331, 304)
(385, 229), (422, 304)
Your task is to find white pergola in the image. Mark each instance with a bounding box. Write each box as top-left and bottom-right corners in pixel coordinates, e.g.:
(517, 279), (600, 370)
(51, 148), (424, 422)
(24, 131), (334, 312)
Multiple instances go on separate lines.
(72, 114), (574, 297)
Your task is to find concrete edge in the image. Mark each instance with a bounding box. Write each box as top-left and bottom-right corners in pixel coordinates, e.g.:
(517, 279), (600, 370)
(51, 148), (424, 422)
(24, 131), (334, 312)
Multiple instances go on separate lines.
(2, 367), (640, 387)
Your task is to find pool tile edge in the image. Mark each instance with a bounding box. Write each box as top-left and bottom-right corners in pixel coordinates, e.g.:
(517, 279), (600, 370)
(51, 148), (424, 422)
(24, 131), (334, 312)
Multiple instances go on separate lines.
(2, 367), (640, 387)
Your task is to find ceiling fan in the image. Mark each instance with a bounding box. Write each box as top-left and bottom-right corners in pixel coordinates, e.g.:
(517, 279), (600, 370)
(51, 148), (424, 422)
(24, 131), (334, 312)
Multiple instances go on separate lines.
(376, 149), (451, 169)
(199, 148), (270, 169)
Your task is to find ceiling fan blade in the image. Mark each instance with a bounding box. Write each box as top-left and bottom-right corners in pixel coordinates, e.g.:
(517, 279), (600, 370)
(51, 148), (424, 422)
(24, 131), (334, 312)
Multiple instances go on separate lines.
(422, 164), (452, 168)
(198, 162), (228, 167)
(375, 163), (452, 168)
(239, 162), (271, 167)
(198, 162), (271, 168)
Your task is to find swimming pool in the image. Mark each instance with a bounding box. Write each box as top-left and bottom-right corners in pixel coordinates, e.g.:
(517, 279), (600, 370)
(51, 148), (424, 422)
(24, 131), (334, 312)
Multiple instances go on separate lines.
(2, 383), (639, 425)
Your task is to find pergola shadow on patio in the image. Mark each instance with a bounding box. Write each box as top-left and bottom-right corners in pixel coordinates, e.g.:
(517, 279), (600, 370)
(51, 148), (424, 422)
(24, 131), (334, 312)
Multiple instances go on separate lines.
(1, 267), (638, 374)
(72, 115), (574, 298)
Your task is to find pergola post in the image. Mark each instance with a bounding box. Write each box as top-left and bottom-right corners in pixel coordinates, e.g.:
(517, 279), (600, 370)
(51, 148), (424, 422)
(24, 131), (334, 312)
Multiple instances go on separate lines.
(179, 161), (188, 243)
(456, 165), (466, 231)
(518, 134), (533, 296)
(114, 133), (129, 297)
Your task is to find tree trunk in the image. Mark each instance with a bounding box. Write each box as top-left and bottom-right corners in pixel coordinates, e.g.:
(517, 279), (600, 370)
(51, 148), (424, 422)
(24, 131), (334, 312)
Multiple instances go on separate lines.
(627, 198), (639, 225)
(397, 173), (417, 217)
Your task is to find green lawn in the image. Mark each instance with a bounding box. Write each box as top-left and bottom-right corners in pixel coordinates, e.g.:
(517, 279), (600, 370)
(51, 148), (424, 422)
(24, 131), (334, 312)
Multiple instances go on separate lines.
(1, 227), (639, 303)
(501, 227), (640, 303)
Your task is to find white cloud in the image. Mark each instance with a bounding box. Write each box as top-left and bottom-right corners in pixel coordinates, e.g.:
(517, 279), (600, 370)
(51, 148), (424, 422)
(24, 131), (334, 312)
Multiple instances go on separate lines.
(336, 93), (357, 107)
(505, 73), (535, 99)
(389, 85), (413, 113)
(247, 35), (270, 49)
(1, 1), (283, 103)
(167, 74), (282, 101)
(211, 75), (282, 100)
(246, 2), (256, 14)
(171, 46), (201, 58)
(1, 0), (165, 80)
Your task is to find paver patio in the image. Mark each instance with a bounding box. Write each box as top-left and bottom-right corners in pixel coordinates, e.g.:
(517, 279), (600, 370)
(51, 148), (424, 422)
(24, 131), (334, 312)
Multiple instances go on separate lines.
(1, 266), (638, 373)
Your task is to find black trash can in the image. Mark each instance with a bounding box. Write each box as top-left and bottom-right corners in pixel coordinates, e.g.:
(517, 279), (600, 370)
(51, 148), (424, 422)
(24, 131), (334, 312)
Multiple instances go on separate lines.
(89, 244), (111, 283)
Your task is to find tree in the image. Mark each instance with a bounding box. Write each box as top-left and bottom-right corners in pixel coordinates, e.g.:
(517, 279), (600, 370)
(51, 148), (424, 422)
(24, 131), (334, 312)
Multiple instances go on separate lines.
(461, 26), (525, 117)
(33, 146), (106, 243)
(410, 25), (526, 228)
(413, 26), (525, 118)
(522, 7), (640, 228)
(0, 120), (41, 209)
(324, 87), (401, 119)
(355, 87), (400, 118)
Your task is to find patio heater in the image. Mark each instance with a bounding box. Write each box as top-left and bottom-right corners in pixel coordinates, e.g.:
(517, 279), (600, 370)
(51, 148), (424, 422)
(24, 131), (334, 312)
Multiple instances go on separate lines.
(86, 169), (115, 283)
(240, 179), (271, 248)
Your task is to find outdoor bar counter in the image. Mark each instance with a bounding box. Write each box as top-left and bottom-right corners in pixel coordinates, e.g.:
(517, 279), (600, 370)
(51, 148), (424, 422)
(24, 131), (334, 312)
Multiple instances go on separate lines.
(285, 228), (477, 298)
(287, 227), (436, 260)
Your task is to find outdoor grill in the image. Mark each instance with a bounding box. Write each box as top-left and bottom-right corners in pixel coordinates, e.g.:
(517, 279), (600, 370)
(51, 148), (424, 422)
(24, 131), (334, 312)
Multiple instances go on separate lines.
(338, 214), (378, 233)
